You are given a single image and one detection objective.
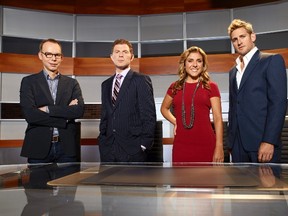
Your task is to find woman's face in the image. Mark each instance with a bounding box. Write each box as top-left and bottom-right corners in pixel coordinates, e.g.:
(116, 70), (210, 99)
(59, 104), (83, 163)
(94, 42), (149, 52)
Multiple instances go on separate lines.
(185, 52), (204, 82)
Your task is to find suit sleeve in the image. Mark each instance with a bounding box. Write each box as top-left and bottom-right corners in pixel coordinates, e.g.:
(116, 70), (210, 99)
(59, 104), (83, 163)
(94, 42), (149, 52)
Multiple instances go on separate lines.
(20, 76), (67, 128)
(262, 54), (287, 145)
(48, 79), (85, 120)
(137, 75), (157, 149)
(99, 81), (108, 144)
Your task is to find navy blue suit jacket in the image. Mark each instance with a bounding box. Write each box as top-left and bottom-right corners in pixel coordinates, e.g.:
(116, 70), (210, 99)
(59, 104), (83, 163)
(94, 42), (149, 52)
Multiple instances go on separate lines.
(228, 50), (287, 152)
(20, 71), (84, 159)
(99, 70), (156, 157)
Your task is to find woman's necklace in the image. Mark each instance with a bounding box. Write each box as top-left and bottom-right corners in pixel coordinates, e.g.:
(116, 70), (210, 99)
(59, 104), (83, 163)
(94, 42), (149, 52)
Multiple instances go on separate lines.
(181, 80), (200, 129)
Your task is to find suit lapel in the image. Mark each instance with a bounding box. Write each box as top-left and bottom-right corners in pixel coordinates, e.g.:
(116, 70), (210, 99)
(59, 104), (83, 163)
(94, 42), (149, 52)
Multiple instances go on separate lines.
(113, 70), (133, 108)
(238, 50), (260, 92)
(56, 75), (65, 105)
(37, 71), (54, 104)
(230, 67), (238, 94)
(107, 76), (115, 108)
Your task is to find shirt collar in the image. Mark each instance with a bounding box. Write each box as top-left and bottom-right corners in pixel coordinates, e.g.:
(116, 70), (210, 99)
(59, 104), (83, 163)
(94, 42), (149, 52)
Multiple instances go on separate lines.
(115, 67), (130, 79)
(236, 46), (258, 65)
(43, 70), (60, 80)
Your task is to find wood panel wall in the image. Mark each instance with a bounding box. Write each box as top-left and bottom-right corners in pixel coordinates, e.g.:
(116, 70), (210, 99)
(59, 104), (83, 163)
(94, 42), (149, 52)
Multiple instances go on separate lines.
(0, 0), (280, 15)
(0, 53), (73, 75)
(1, 48), (288, 75)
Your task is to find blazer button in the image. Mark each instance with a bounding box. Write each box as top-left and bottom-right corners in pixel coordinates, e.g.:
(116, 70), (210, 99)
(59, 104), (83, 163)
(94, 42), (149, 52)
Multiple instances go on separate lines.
(113, 129), (116, 132)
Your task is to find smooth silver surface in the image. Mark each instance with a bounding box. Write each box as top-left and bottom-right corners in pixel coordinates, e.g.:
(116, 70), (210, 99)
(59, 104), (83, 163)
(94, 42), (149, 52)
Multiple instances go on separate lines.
(1, 163), (288, 216)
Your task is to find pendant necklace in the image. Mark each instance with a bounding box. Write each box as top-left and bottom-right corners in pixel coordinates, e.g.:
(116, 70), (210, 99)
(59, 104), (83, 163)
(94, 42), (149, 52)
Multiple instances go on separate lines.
(181, 79), (200, 129)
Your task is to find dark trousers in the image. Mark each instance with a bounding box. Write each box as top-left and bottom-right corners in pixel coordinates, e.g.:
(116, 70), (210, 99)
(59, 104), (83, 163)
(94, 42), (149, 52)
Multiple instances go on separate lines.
(28, 141), (78, 164)
(231, 127), (281, 163)
(101, 141), (147, 163)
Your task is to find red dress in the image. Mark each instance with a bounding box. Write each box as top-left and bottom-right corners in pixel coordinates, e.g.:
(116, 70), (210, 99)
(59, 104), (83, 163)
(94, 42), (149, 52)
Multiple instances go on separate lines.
(167, 81), (221, 162)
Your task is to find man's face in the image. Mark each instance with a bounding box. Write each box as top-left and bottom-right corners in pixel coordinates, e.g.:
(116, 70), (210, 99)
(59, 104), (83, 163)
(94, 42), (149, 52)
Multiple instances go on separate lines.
(110, 44), (134, 72)
(38, 41), (63, 74)
(230, 27), (256, 56)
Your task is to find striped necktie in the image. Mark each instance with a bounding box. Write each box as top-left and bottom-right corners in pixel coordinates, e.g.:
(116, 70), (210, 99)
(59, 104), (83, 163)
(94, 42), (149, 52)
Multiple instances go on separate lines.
(112, 74), (122, 106)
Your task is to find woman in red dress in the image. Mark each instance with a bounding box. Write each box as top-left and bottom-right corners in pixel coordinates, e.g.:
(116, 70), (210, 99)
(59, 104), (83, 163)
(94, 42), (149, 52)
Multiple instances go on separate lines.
(161, 46), (224, 163)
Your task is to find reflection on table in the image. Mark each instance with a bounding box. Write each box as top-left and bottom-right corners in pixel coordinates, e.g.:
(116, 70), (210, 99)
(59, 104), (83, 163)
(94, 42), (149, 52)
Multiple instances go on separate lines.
(21, 163), (84, 216)
(1, 162), (288, 216)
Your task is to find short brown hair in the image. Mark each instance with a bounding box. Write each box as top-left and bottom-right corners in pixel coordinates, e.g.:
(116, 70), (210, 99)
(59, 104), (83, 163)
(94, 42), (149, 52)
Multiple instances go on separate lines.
(111, 39), (134, 55)
(39, 38), (62, 52)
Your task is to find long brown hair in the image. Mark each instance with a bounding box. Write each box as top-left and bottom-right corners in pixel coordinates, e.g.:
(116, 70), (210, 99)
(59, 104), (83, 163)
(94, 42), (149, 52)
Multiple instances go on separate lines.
(172, 46), (210, 95)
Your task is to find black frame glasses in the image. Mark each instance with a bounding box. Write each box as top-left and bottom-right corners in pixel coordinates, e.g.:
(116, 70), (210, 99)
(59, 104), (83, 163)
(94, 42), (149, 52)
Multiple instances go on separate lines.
(41, 52), (62, 59)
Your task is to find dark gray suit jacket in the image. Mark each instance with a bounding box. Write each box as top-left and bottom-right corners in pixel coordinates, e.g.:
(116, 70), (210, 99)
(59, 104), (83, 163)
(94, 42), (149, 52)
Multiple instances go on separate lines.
(99, 70), (156, 158)
(20, 71), (84, 159)
(228, 50), (287, 152)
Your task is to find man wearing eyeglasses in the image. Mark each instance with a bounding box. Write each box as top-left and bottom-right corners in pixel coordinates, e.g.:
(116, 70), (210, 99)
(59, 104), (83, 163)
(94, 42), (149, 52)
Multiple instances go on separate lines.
(20, 38), (84, 163)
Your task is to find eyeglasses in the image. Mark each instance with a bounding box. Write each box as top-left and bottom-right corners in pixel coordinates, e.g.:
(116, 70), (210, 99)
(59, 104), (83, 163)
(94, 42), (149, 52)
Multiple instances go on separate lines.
(41, 52), (62, 59)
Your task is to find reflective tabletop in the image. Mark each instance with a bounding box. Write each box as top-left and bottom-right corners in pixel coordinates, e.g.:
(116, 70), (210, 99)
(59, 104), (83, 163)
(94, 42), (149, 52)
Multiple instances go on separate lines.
(1, 162), (288, 216)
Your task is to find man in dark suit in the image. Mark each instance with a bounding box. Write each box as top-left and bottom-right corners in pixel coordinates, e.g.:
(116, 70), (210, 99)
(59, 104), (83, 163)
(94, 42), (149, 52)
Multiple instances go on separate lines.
(20, 38), (84, 163)
(99, 39), (156, 162)
(227, 19), (287, 163)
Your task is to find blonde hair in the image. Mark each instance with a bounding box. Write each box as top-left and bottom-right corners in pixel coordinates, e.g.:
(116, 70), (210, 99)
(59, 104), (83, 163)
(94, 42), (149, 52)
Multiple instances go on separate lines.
(228, 19), (254, 37)
(172, 46), (210, 95)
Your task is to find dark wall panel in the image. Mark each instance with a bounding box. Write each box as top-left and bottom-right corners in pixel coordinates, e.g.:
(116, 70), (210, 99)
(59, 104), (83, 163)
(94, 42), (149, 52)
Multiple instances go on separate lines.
(2, 36), (73, 57)
(76, 42), (138, 58)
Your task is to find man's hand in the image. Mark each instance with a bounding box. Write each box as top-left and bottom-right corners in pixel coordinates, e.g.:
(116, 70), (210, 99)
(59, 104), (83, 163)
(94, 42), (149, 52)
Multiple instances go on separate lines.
(38, 106), (47, 112)
(69, 99), (78, 106)
(258, 142), (274, 163)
